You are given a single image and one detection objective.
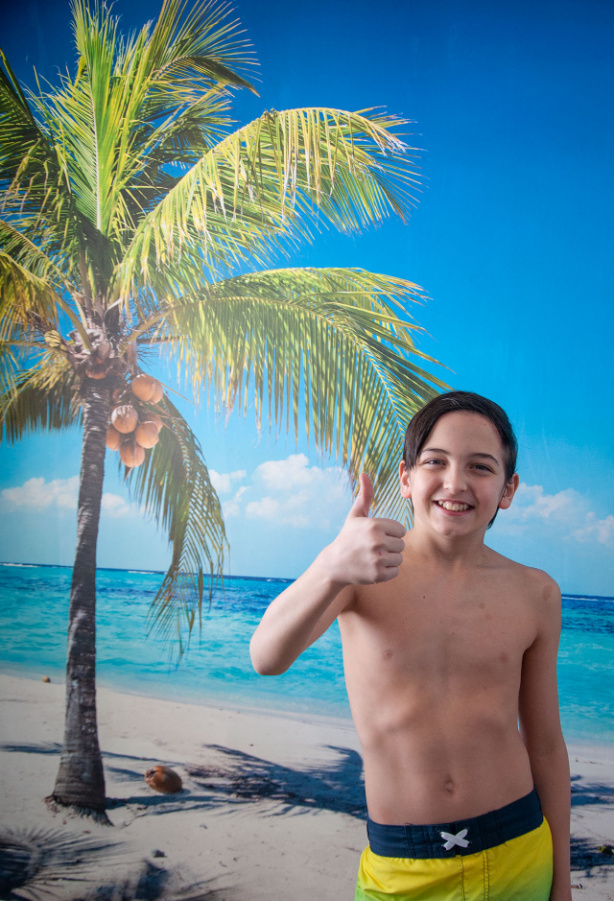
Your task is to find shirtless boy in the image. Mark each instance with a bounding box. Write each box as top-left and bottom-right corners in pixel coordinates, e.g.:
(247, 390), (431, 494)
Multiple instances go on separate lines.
(250, 391), (571, 900)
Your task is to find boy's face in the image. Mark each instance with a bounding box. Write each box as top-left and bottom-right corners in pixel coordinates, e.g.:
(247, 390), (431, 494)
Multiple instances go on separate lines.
(399, 411), (519, 538)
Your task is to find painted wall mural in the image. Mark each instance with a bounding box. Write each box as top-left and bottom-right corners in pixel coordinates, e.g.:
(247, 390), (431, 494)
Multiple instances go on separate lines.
(1, 0), (613, 898)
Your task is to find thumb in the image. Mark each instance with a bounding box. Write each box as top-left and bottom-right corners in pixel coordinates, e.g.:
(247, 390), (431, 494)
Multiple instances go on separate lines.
(348, 473), (374, 519)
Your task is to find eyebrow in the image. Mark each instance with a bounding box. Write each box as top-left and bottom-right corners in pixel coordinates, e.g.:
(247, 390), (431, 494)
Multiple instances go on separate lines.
(420, 447), (501, 465)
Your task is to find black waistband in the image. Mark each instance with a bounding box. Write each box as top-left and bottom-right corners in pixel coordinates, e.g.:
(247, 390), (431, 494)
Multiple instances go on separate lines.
(367, 788), (543, 858)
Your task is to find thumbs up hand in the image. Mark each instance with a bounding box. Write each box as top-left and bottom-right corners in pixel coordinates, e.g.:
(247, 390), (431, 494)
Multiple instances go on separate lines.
(348, 472), (374, 519)
(324, 473), (406, 587)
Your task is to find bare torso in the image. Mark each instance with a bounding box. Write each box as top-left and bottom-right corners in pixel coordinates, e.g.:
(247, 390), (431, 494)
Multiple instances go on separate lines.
(338, 540), (544, 825)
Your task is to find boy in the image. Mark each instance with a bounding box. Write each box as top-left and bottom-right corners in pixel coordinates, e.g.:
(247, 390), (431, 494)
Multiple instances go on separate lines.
(250, 391), (571, 900)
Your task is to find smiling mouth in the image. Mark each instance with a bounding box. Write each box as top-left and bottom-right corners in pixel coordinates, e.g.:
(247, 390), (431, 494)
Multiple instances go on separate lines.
(435, 500), (473, 512)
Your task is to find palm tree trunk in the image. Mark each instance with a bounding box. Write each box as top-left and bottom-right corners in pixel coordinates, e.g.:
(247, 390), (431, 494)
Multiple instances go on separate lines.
(51, 379), (110, 817)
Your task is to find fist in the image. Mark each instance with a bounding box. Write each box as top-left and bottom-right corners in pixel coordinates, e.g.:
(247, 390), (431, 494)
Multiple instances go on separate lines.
(326, 474), (406, 586)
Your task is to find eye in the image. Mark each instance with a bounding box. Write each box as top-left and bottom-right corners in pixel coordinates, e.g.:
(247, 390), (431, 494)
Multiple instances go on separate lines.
(472, 463), (494, 473)
(422, 457), (444, 466)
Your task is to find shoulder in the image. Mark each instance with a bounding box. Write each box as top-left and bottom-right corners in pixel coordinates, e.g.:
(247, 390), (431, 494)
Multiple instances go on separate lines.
(484, 550), (561, 618)
(515, 565), (562, 639)
(515, 564), (560, 608)
(485, 548), (559, 593)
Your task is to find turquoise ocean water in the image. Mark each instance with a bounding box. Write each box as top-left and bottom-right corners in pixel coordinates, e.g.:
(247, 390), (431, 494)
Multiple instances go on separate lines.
(0, 563), (613, 745)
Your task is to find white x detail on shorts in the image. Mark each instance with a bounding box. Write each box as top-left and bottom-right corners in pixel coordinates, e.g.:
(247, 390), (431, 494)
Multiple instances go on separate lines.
(440, 828), (470, 851)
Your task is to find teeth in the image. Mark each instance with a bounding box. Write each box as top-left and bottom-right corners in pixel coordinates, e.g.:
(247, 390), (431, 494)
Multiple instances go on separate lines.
(437, 501), (470, 512)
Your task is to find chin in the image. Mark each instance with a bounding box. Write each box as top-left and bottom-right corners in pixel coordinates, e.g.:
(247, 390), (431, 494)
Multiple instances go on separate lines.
(430, 513), (480, 535)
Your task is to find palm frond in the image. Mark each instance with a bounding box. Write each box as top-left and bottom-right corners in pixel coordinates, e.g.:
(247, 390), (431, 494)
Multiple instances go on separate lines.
(0, 255), (66, 341)
(0, 352), (79, 443)
(0, 51), (83, 251)
(45, 0), (256, 246)
(142, 0), (257, 95)
(123, 394), (227, 645)
(0, 219), (74, 291)
(151, 267), (446, 521)
(0, 342), (20, 400)
(0, 219), (89, 345)
(0, 50), (54, 188)
(115, 107), (422, 306)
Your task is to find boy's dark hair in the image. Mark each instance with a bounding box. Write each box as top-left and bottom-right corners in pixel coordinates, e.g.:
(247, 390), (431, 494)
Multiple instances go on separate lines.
(403, 391), (518, 481)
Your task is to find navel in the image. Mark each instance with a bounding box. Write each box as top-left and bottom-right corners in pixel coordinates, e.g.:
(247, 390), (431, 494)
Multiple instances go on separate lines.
(443, 777), (456, 795)
(382, 648), (394, 661)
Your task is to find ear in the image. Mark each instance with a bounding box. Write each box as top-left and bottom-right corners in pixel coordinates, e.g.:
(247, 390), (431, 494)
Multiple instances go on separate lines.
(399, 459), (412, 498)
(498, 472), (519, 509)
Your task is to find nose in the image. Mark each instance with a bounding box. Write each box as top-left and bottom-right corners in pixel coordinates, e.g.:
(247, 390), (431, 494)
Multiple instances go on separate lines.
(443, 464), (467, 494)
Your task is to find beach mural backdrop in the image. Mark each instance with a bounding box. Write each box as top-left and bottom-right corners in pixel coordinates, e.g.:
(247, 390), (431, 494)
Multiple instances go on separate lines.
(1, 0), (613, 896)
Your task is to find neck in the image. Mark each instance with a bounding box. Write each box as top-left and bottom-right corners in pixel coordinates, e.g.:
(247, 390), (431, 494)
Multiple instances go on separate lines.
(407, 526), (490, 567)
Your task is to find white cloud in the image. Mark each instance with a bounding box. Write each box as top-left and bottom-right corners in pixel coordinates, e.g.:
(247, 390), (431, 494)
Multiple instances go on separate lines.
(244, 454), (351, 530)
(0, 476), (137, 520)
(504, 483), (581, 524)
(100, 493), (137, 518)
(209, 469), (248, 519)
(1, 476), (80, 511)
(256, 454), (320, 490)
(574, 513), (614, 546)
(246, 495), (281, 521)
(498, 482), (613, 547)
(209, 469), (247, 494)
(222, 486), (248, 519)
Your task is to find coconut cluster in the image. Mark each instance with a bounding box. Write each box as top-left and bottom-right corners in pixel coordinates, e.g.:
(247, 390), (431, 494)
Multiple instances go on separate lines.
(106, 375), (165, 468)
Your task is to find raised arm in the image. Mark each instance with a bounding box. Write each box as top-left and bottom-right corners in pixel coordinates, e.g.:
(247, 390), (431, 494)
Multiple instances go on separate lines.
(518, 576), (571, 901)
(249, 474), (406, 675)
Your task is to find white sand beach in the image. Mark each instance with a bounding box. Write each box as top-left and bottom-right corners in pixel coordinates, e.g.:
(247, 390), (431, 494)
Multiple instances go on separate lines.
(0, 673), (613, 900)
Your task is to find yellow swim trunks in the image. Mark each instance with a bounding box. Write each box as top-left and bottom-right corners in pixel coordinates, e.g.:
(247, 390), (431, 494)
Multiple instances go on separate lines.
(355, 788), (553, 900)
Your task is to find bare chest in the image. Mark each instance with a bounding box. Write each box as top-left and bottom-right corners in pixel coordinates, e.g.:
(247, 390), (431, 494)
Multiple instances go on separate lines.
(345, 573), (536, 688)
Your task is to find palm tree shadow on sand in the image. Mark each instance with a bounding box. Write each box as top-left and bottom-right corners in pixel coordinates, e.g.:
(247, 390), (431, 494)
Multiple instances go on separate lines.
(0, 827), (239, 900)
(0, 827), (116, 900)
(571, 772), (614, 809)
(102, 743), (367, 820)
(570, 773), (614, 875)
(0, 739), (364, 819)
(186, 744), (367, 819)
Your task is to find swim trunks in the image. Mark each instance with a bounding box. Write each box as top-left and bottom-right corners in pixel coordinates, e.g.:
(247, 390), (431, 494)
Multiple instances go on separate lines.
(355, 788), (553, 900)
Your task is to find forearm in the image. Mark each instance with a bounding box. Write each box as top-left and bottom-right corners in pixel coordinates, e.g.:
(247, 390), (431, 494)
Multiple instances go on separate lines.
(530, 737), (571, 900)
(249, 547), (348, 675)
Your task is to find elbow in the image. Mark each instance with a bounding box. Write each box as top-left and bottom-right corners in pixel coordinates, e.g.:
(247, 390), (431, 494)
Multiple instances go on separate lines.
(249, 639), (289, 676)
(252, 660), (287, 676)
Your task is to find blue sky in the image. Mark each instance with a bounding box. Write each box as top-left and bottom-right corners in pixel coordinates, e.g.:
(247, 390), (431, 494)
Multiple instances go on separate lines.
(1, 0), (613, 594)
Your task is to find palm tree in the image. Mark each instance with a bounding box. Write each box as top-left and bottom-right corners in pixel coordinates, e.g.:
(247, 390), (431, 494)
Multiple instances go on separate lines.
(0, 0), (444, 818)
